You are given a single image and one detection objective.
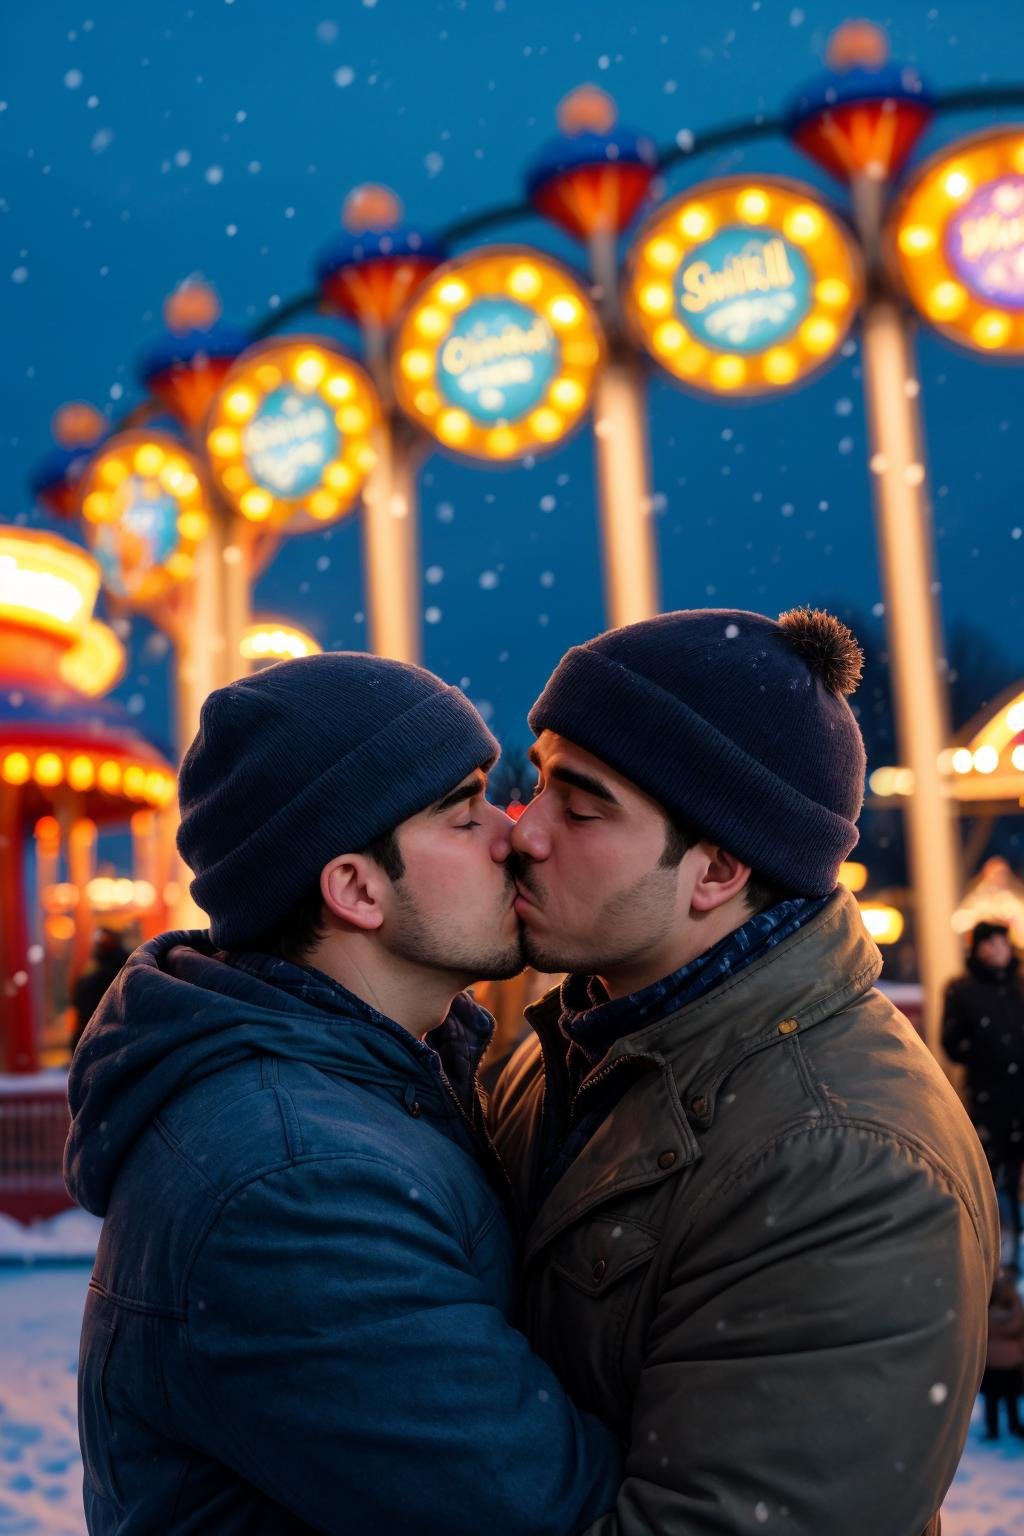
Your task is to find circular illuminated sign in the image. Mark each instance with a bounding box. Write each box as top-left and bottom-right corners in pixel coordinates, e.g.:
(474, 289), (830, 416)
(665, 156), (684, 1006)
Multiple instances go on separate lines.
(245, 388), (341, 498)
(892, 127), (1024, 354)
(392, 247), (603, 459)
(625, 177), (862, 395)
(79, 432), (212, 604)
(207, 339), (379, 528)
(241, 620), (323, 665)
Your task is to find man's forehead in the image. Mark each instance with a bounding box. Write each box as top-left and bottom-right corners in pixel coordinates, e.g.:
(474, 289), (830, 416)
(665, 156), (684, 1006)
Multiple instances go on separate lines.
(401, 769), (487, 825)
(530, 732), (676, 822)
(530, 732), (636, 794)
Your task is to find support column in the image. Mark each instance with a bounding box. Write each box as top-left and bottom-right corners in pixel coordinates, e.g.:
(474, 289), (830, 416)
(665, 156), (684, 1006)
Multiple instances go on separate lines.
(851, 171), (962, 1062)
(67, 815), (97, 991)
(362, 418), (422, 664)
(221, 515), (254, 686)
(592, 349), (660, 626)
(860, 295), (962, 1061)
(588, 229), (660, 628)
(0, 790), (34, 1072)
(168, 520), (228, 932)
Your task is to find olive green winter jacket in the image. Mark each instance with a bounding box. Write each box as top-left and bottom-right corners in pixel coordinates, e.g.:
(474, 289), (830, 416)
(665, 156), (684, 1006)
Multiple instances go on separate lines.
(490, 888), (999, 1536)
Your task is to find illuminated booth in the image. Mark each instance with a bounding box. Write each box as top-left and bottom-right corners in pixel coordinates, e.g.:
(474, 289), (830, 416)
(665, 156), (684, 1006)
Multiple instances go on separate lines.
(0, 527), (176, 1078)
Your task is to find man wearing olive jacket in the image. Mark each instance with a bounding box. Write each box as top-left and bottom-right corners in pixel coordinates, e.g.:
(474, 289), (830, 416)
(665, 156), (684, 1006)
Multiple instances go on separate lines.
(492, 607), (999, 1536)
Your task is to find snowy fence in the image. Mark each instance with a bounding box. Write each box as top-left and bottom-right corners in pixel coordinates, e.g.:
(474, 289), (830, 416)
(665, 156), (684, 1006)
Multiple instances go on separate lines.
(0, 1077), (73, 1224)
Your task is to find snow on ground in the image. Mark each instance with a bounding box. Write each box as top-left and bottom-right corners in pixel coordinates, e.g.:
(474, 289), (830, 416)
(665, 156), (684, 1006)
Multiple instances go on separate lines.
(0, 1267), (88, 1536)
(943, 1416), (1024, 1536)
(1, 1264), (1022, 1535)
(0, 1214), (101, 1266)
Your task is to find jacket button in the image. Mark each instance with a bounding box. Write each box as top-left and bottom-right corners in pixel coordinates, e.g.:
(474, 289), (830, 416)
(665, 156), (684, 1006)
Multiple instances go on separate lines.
(778, 1018), (799, 1036)
(691, 1095), (708, 1117)
(403, 1086), (421, 1117)
(658, 1149), (677, 1169)
(592, 1258), (607, 1281)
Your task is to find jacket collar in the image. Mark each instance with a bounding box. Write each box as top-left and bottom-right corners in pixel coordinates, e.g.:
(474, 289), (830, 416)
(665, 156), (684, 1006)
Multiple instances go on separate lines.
(555, 893), (827, 1067)
(522, 887), (881, 1261)
(227, 948), (495, 1114)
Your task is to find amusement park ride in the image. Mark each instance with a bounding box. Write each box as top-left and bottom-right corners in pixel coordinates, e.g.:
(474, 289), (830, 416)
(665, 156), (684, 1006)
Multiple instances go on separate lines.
(3, 22), (1024, 1216)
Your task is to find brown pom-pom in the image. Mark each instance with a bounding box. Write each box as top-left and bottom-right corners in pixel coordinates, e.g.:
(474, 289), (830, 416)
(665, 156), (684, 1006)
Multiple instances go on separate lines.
(778, 608), (864, 696)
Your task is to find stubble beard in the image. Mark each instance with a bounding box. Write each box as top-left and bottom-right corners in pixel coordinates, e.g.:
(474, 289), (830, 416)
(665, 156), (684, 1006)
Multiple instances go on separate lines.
(386, 883), (526, 981)
(521, 862), (678, 978)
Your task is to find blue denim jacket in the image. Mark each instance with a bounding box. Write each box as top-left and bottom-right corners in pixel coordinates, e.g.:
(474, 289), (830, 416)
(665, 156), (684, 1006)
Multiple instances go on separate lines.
(65, 931), (620, 1536)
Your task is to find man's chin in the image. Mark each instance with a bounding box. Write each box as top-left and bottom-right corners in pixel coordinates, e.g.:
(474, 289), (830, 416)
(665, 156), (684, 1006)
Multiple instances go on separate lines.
(475, 946), (528, 983)
(522, 932), (586, 976)
(470, 938), (528, 982)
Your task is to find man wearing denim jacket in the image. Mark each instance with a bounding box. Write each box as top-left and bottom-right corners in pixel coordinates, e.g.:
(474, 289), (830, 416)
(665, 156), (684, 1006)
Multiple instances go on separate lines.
(66, 651), (620, 1535)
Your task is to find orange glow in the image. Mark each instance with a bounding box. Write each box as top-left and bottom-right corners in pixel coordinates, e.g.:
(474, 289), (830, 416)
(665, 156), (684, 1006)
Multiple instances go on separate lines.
(625, 176), (862, 396)
(892, 128), (1024, 356)
(207, 339), (379, 530)
(393, 247), (603, 461)
(0, 528), (99, 642)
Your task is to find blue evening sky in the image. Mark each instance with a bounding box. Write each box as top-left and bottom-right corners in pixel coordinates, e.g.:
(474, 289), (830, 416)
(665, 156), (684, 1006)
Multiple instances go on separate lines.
(2, 0), (1023, 762)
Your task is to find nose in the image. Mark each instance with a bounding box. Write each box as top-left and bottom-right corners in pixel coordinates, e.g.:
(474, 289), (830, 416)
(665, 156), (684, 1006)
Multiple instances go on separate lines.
(509, 798), (551, 862)
(486, 801), (516, 864)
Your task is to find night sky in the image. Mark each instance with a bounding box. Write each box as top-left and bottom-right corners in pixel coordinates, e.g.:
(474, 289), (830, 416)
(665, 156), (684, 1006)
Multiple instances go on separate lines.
(3, 0), (1023, 767)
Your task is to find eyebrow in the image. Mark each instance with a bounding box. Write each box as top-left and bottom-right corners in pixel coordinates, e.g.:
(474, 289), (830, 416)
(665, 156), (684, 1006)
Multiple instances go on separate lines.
(527, 747), (621, 807)
(430, 774), (486, 815)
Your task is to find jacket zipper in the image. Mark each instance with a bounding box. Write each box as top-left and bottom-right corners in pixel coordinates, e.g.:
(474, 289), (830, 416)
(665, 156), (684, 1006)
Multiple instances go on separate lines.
(568, 1051), (658, 1123)
(435, 1062), (519, 1212)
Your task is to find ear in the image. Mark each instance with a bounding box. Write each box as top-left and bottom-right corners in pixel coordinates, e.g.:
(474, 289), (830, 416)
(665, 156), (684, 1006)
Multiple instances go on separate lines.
(320, 854), (387, 932)
(689, 843), (753, 914)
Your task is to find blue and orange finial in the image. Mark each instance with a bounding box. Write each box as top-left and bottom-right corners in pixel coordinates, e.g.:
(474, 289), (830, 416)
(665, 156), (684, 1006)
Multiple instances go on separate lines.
(30, 403), (109, 520)
(138, 280), (247, 431)
(525, 85), (658, 242)
(315, 184), (445, 331)
(786, 19), (934, 184)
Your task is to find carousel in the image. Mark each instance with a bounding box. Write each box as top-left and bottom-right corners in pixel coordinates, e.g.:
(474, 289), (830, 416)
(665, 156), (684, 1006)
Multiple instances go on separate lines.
(0, 526), (177, 1079)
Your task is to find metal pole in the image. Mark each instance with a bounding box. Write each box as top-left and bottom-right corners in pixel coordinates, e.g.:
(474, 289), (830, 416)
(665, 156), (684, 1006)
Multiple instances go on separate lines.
(361, 416), (423, 664)
(359, 320), (423, 664)
(588, 230), (660, 628)
(221, 514), (254, 686)
(0, 789), (35, 1071)
(853, 174), (962, 1063)
(67, 814), (97, 1001)
(592, 351), (660, 626)
(167, 527), (227, 932)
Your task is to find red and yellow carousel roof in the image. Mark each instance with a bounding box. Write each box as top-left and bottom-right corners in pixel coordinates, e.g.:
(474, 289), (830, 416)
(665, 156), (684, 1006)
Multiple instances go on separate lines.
(0, 526), (175, 824)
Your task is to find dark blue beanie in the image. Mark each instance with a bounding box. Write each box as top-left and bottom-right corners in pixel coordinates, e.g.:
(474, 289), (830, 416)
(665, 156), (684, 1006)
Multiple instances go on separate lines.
(177, 652), (499, 948)
(528, 608), (867, 897)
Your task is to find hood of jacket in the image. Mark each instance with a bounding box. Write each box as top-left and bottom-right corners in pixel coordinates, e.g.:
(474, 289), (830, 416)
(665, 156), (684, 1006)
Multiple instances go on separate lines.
(65, 929), (491, 1217)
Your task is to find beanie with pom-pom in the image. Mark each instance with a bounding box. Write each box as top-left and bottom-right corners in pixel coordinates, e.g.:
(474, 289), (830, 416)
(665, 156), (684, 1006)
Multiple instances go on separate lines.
(528, 607), (866, 897)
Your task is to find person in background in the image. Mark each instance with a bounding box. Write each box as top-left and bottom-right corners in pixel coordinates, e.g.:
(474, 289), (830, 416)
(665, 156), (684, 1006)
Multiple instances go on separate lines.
(69, 927), (132, 1055)
(980, 1269), (1024, 1441)
(943, 921), (1024, 1273)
